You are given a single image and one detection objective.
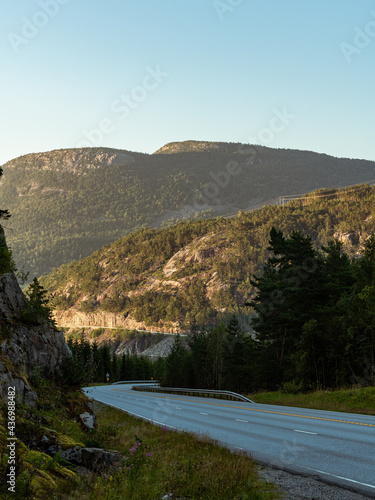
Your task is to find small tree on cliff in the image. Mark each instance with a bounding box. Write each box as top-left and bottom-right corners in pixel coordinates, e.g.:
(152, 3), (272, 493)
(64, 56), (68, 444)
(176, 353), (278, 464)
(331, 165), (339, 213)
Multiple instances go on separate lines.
(0, 168), (10, 223)
(21, 278), (56, 327)
(0, 168), (14, 274)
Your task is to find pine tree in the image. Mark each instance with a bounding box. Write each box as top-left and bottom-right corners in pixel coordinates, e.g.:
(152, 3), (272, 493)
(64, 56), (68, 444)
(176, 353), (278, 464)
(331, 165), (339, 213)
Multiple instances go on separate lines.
(111, 354), (120, 382)
(120, 352), (132, 381)
(222, 316), (253, 392)
(22, 277), (56, 327)
(100, 345), (112, 382)
(165, 335), (189, 387)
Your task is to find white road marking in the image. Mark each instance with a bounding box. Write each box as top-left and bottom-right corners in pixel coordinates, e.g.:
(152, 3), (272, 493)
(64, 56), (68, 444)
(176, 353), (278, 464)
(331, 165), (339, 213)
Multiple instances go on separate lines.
(300, 466), (375, 490)
(236, 419), (248, 423)
(294, 430), (318, 435)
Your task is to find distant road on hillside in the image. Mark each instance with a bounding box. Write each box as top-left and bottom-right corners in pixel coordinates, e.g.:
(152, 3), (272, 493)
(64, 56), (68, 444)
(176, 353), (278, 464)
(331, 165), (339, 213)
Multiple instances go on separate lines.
(60, 325), (187, 336)
(222, 179), (375, 219)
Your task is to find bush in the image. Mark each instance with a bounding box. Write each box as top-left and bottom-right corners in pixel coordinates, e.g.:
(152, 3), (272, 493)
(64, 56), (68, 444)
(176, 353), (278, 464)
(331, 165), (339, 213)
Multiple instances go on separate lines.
(279, 380), (304, 394)
(78, 299), (98, 313)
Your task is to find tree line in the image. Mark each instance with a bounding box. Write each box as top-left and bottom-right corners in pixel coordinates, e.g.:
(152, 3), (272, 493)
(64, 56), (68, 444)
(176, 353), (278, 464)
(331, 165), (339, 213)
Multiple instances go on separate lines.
(63, 223), (375, 393)
(64, 334), (163, 386)
(161, 228), (375, 392)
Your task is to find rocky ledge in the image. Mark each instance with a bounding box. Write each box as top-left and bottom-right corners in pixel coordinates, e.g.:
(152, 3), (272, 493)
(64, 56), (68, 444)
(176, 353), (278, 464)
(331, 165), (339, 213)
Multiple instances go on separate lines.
(0, 272), (71, 406)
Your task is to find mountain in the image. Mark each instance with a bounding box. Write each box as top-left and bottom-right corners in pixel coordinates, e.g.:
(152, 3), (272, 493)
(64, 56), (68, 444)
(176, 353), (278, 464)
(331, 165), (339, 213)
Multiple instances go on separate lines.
(40, 183), (375, 333)
(2, 141), (375, 279)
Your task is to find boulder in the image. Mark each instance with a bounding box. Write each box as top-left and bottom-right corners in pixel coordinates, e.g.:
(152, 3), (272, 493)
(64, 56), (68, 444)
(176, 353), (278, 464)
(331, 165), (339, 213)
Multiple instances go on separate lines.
(60, 446), (124, 472)
(79, 411), (97, 430)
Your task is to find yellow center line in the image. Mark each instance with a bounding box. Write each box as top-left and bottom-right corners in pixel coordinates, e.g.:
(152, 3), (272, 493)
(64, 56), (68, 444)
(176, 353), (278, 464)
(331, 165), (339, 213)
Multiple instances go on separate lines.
(110, 388), (375, 428)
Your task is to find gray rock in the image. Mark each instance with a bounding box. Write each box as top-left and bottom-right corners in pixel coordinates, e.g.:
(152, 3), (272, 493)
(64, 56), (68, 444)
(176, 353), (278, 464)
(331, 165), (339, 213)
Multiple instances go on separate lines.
(79, 411), (97, 430)
(0, 267), (71, 407)
(0, 272), (27, 320)
(61, 446), (123, 471)
(40, 435), (49, 445)
(60, 446), (82, 463)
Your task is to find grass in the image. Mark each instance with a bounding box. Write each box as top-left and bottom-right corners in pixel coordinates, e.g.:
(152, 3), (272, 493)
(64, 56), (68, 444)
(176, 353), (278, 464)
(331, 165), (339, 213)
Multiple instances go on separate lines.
(0, 377), (282, 500)
(247, 386), (375, 415)
(54, 402), (282, 500)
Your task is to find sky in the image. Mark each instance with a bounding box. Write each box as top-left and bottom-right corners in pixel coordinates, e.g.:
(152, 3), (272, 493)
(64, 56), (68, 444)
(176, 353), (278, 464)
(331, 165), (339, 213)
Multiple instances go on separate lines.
(1, 0), (375, 165)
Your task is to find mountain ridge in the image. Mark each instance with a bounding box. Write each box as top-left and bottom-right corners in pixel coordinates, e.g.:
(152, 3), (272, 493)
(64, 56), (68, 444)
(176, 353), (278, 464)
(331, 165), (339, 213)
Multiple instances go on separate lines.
(3, 140), (375, 279)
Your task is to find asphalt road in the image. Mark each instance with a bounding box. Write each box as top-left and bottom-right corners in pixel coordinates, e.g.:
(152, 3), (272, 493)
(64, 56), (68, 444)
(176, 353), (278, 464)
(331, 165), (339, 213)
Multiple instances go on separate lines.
(83, 383), (375, 498)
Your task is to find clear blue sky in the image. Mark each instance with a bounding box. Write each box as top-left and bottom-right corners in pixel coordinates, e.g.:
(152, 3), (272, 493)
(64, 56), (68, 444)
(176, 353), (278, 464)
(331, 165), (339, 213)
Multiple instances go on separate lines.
(1, 0), (374, 165)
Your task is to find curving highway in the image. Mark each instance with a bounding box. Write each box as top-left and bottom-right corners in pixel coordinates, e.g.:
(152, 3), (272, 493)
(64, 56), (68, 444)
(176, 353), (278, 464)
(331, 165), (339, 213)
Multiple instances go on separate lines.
(83, 383), (375, 498)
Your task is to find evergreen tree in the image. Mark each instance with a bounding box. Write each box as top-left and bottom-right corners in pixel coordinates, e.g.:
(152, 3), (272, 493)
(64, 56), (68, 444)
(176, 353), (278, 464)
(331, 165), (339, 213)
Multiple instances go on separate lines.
(339, 236), (375, 385)
(250, 228), (321, 385)
(222, 316), (254, 392)
(132, 355), (145, 380)
(251, 228), (357, 389)
(187, 327), (210, 388)
(207, 323), (226, 389)
(120, 352), (132, 380)
(111, 353), (120, 382)
(153, 357), (167, 384)
(142, 357), (153, 380)
(22, 277), (57, 327)
(100, 345), (112, 382)
(165, 335), (189, 387)
(92, 340), (103, 382)
(0, 168), (10, 222)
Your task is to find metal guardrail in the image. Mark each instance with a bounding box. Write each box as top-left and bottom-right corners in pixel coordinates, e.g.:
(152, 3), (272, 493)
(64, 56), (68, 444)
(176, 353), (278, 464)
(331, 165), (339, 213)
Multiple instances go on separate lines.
(132, 385), (254, 403)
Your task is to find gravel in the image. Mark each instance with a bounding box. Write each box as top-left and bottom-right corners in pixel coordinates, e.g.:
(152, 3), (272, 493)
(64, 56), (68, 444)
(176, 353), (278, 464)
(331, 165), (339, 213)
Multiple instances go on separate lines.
(258, 466), (374, 500)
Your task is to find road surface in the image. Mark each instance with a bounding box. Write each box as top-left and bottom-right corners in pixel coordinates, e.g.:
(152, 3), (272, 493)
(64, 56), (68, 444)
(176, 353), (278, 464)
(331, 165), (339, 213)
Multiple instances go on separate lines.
(83, 383), (375, 498)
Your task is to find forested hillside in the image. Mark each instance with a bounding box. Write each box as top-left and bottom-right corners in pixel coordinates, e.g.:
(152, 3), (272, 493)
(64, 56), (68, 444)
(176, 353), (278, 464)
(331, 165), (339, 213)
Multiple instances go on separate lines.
(2, 141), (375, 279)
(41, 184), (375, 333)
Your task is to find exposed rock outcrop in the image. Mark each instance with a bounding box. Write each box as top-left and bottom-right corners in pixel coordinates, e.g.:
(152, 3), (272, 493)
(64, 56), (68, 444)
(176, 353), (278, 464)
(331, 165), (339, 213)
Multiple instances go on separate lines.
(60, 446), (123, 472)
(140, 337), (176, 358)
(54, 308), (184, 334)
(333, 231), (361, 246)
(115, 336), (176, 358)
(0, 272), (27, 319)
(0, 270), (71, 406)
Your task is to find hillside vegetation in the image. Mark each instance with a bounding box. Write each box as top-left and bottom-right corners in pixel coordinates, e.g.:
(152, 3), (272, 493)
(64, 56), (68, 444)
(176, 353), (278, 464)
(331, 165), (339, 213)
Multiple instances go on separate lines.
(2, 141), (375, 278)
(41, 184), (375, 332)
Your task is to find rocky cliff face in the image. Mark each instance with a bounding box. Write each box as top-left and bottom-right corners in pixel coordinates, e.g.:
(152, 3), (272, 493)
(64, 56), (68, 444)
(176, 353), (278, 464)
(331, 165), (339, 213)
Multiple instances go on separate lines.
(5, 147), (136, 174)
(0, 272), (71, 406)
(153, 140), (242, 155)
(54, 308), (185, 334)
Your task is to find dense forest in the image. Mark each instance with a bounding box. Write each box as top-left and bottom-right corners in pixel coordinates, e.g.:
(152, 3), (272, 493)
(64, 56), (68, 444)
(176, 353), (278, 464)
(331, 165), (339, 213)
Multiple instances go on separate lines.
(41, 184), (375, 331)
(167, 228), (375, 391)
(2, 141), (375, 279)
(67, 225), (375, 394)
(64, 333), (158, 385)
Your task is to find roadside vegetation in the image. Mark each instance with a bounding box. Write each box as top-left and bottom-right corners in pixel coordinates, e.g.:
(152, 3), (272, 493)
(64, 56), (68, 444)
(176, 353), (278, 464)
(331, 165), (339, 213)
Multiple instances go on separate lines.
(0, 372), (281, 500)
(0, 373), (90, 500)
(53, 402), (281, 500)
(248, 386), (375, 416)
